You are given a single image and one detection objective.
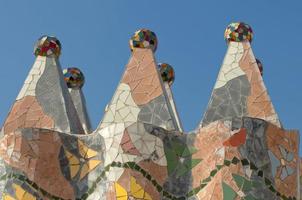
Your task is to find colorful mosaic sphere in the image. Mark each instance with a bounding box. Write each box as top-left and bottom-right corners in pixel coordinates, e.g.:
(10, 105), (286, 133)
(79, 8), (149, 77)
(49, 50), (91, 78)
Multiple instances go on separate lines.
(158, 63), (175, 86)
(34, 36), (61, 57)
(129, 29), (158, 52)
(63, 67), (85, 89)
(256, 58), (263, 76)
(224, 22), (253, 43)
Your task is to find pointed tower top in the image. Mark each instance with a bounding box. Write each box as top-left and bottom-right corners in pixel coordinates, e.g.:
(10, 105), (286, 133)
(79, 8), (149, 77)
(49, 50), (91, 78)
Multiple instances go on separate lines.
(2, 36), (84, 135)
(158, 63), (175, 86)
(200, 24), (281, 128)
(63, 67), (85, 89)
(97, 30), (181, 132)
(34, 35), (61, 57)
(224, 22), (253, 43)
(63, 67), (91, 134)
(129, 29), (158, 52)
(158, 62), (183, 131)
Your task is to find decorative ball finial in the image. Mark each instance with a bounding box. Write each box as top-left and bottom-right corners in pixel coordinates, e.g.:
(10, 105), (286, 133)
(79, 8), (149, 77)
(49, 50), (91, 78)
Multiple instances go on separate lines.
(34, 36), (61, 57)
(256, 59), (263, 76)
(129, 29), (158, 52)
(63, 67), (85, 89)
(224, 22), (253, 43)
(158, 63), (175, 86)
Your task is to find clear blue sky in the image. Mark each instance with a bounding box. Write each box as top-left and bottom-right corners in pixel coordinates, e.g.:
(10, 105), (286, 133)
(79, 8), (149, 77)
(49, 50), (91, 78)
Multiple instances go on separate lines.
(0, 1), (301, 154)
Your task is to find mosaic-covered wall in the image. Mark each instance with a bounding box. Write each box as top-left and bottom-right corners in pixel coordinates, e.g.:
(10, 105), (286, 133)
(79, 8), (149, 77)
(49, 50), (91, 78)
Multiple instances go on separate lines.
(0, 24), (300, 200)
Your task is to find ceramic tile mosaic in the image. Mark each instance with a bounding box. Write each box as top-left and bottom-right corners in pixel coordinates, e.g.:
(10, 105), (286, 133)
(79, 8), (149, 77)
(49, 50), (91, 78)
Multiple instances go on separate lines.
(63, 68), (92, 134)
(34, 36), (61, 57)
(158, 63), (175, 86)
(201, 41), (281, 128)
(4, 36), (84, 135)
(63, 67), (85, 89)
(224, 22), (253, 43)
(0, 25), (300, 200)
(161, 82), (183, 132)
(129, 29), (157, 52)
(156, 62), (184, 132)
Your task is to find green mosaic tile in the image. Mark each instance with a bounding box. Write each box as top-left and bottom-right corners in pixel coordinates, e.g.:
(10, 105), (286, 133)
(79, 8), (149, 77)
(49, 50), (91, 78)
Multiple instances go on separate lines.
(250, 162), (258, 170)
(241, 158), (249, 166)
(171, 140), (186, 156)
(176, 165), (189, 177)
(231, 157), (240, 164)
(187, 189), (197, 196)
(176, 158), (201, 177)
(210, 169), (218, 177)
(163, 191), (169, 197)
(232, 174), (252, 191)
(264, 178), (272, 186)
(181, 146), (198, 157)
(202, 176), (211, 183)
(216, 164), (224, 170)
(140, 169), (147, 176)
(104, 165), (111, 171)
(232, 173), (244, 188)
(269, 185), (276, 193)
(224, 159), (231, 166)
(127, 162), (135, 169)
(165, 147), (179, 174)
(156, 185), (163, 192)
(200, 183), (207, 190)
(190, 159), (202, 168)
(242, 180), (252, 191)
(222, 182), (237, 200)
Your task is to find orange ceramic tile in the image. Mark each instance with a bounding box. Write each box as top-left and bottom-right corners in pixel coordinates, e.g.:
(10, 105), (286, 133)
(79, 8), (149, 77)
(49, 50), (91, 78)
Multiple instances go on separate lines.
(121, 48), (163, 105)
(223, 128), (247, 147)
(3, 96), (54, 135)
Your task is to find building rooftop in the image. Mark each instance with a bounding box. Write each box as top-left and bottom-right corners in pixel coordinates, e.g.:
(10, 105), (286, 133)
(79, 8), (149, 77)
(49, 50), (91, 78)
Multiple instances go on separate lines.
(0, 23), (300, 200)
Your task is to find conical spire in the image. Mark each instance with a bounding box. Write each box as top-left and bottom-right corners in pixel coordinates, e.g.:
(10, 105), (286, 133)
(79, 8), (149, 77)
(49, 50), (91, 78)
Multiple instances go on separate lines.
(63, 67), (92, 134)
(200, 22), (281, 128)
(158, 63), (183, 132)
(2, 36), (84, 134)
(96, 29), (179, 131)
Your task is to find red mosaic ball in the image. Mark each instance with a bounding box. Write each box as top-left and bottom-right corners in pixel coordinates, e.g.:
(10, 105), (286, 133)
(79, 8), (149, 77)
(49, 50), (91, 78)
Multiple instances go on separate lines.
(34, 36), (61, 57)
